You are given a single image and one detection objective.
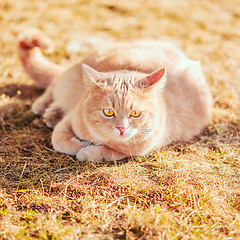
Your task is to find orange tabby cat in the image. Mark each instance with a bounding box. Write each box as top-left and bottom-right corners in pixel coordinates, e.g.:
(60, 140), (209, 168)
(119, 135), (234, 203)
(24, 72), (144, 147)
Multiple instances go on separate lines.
(18, 28), (212, 161)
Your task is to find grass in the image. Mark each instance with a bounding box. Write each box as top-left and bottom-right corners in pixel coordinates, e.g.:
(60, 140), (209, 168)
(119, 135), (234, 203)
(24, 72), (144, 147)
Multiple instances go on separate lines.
(0, 0), (240, 239)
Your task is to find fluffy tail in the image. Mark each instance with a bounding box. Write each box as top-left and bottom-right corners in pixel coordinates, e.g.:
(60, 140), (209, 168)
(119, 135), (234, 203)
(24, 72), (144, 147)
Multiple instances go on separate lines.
(18, 28), (64, 88)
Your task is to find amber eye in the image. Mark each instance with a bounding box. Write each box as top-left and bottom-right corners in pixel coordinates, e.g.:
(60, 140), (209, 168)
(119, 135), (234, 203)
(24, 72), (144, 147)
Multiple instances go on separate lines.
(130, 110), (141, 118)
(103, 108), (115, 117)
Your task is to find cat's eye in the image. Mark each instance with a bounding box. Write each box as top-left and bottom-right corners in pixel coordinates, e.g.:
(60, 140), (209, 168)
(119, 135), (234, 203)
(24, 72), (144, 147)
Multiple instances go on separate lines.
(130, 110), (141, 118)
(103, 108), (115, 117)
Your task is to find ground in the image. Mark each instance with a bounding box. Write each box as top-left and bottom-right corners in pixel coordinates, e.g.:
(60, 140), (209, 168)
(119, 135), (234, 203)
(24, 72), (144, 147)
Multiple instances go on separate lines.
(0, 0), (240, 239)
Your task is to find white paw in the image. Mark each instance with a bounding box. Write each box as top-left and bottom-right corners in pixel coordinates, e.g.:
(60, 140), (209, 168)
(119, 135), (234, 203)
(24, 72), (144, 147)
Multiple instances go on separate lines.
(76, 145), (103, 162)
(43, 107), (63, 128)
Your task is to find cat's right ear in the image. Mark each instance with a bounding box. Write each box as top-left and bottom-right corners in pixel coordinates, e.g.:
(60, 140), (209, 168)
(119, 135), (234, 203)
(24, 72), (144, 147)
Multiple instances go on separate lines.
(82, 64), (105, 87)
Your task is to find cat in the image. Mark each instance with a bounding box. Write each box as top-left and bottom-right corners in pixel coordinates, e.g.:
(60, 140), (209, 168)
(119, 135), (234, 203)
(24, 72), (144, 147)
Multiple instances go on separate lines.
(18, 28), (212, 161)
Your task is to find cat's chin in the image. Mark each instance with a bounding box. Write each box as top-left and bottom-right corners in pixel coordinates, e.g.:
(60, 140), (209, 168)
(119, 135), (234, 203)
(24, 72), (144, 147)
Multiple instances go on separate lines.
(112, 134), (132, 143)
(109, 129), (137, 143)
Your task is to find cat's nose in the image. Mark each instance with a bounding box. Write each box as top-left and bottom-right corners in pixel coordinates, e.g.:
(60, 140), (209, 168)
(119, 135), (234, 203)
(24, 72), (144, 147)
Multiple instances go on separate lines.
(116, 126), (125, 135)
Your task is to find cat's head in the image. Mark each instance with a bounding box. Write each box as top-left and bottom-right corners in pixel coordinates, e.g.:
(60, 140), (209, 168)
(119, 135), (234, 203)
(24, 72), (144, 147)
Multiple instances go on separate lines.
(81, 64), (167, 145)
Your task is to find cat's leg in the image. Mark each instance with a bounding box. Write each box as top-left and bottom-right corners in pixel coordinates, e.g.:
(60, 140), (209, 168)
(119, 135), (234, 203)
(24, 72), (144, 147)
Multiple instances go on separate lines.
(32, 87), (53, 115)
(43, 102), (64, 128)
(76, 145), (128, 162)
(52, 116), (90, 156)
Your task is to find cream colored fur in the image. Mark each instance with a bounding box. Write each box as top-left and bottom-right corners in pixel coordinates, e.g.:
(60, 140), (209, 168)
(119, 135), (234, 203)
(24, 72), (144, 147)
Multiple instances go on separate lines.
(18, 28), (212, 161)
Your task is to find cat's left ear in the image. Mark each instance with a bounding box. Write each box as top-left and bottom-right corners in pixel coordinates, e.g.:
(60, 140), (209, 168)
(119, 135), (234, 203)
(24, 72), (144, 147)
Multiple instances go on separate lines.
(82, 64), (106, 87)
(136, 68), (167, 92)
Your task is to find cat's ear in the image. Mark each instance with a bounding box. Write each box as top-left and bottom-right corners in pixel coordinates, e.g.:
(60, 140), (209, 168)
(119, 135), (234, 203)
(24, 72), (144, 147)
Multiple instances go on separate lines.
(82, 64), (105, 87)
(136, 68), (167, 92)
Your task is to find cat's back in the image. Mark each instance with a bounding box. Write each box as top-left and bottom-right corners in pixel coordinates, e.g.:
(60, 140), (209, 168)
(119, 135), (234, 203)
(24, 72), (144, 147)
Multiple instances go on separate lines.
(84, 40), (189, 74)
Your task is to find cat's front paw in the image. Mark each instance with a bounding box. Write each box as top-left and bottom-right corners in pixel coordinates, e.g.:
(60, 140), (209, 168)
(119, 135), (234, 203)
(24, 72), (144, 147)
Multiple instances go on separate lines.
(43, 107), (63, 128)
(76, 145), (127, 162)
(76, 145), (104, 162)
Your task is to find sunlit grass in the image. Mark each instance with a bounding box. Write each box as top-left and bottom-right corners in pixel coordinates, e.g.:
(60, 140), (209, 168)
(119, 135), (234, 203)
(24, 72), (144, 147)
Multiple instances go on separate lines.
(0, 0), (239, 239)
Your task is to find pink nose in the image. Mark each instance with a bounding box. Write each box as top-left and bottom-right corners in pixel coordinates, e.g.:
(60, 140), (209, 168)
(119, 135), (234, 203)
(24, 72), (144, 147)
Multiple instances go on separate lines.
(116, 126), (125, 135)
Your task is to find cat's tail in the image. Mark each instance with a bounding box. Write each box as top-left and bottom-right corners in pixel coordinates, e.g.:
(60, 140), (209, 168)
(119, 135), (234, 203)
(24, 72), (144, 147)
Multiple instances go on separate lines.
(18, 28), (64, 88)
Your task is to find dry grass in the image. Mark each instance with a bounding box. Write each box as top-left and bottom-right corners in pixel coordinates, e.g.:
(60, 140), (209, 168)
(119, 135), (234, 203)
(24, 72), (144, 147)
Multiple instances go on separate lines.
(0, 0), (240, 239)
